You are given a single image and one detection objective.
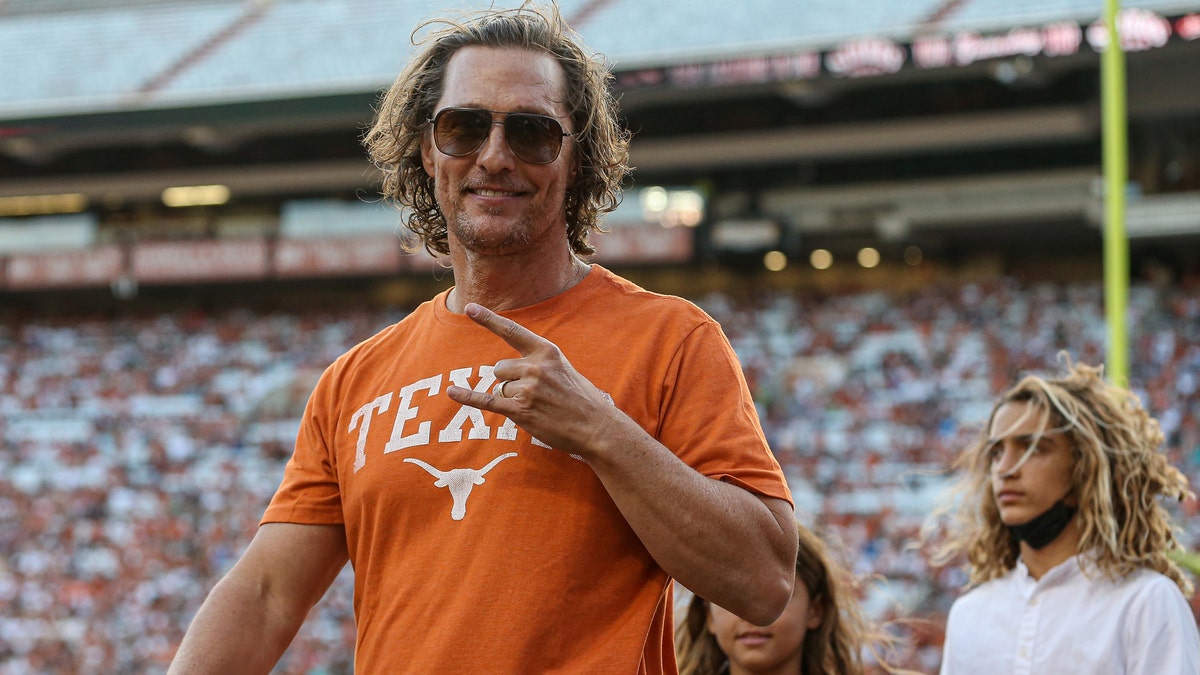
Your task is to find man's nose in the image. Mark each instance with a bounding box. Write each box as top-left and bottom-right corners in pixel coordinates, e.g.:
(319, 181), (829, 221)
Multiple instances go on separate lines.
(475, 121), (516, 169)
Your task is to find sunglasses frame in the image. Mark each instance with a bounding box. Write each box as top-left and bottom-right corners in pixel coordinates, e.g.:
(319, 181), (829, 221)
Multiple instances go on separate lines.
(428, 107), (573, 165)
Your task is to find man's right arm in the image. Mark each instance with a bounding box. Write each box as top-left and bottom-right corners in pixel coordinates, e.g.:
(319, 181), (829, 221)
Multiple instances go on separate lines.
(168, 522), (349, 675)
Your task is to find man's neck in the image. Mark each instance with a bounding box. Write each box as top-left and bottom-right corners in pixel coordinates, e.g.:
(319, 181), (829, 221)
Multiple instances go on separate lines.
(446, 247), (588, 314)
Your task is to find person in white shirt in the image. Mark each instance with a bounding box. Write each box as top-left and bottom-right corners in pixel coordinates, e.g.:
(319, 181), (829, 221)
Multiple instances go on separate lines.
(929, 357), (1199, 675)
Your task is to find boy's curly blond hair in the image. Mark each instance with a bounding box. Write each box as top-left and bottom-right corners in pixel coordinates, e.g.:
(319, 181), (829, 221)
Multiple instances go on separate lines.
(928, 356), (1194, 595)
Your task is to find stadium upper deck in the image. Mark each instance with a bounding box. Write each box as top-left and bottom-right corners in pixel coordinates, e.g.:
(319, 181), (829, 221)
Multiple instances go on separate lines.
(0, 0), (1197, 118)
(0, 0), (1198, 302)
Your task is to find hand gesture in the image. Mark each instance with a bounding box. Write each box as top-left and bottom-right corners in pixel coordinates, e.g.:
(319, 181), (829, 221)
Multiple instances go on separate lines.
(445, 303), (621, 457)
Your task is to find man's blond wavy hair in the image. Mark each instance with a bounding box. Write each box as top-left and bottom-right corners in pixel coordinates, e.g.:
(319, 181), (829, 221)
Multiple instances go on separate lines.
(362, 1), (630, 257)
(927, 356), (1194, 595)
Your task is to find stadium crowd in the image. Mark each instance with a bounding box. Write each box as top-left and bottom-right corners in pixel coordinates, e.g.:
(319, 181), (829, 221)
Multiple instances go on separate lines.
(0, 274), (1197, 674)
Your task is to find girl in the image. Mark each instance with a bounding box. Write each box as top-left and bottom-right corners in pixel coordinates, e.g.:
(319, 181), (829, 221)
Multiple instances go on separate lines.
(676, 525), (913, 675)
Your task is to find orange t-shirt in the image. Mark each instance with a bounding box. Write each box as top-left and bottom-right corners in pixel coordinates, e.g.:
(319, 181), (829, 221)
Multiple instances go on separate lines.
(262, 265), (792, 674)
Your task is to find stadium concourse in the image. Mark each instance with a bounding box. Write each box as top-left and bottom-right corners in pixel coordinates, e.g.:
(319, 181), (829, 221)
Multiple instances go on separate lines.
(2, 0), (1200, 673)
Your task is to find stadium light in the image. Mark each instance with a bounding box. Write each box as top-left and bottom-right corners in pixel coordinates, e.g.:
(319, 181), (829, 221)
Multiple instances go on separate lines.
(763, 250), (788, 272)
(904, 245), (923, 266)
(639, 186), (705, 228)
(857, 247), (881, 268)
(162, 185), (231, 208)
(0, 193), (88, 217)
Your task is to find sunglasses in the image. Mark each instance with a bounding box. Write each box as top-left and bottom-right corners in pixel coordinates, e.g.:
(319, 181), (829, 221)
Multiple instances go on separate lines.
(429, 107), (572, 165)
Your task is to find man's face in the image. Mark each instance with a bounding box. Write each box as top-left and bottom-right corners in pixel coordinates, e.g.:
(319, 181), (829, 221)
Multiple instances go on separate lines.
(421, 46), (577, 257)
(987, 401), (1076, 527)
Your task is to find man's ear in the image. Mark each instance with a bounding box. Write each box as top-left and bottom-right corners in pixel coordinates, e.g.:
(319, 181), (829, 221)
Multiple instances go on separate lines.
(421, 132), (436, 177)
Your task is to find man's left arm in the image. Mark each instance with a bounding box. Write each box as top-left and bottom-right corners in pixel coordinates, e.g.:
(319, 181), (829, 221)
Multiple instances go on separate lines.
(580, 417), (798, 625)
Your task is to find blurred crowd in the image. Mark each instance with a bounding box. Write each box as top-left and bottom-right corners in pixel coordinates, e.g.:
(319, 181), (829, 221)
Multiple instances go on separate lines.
(1, 276), (1197, 674)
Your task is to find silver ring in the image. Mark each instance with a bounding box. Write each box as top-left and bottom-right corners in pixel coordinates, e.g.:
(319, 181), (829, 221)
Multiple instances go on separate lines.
(496, 380), (509, 398)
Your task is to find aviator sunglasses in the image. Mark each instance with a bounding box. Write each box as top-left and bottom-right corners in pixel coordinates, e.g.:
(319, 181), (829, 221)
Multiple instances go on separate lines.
(429, 107), (572, 165)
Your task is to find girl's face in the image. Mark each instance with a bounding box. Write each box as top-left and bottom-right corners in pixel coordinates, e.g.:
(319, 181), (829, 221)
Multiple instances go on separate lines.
(707, 581), (822, 675)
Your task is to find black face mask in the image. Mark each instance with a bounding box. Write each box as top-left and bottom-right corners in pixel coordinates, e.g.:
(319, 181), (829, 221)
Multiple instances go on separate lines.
(1008, 499), (1076, 549)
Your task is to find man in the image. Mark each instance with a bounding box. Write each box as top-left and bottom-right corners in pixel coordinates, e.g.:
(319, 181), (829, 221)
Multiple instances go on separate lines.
(168, 4), (797, 673)
(932, 358), (1199, 674)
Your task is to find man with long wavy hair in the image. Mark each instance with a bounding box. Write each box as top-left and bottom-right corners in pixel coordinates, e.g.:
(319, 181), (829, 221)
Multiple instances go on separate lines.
(169, 3), (796, 673)
(930, 358), (1199, 674)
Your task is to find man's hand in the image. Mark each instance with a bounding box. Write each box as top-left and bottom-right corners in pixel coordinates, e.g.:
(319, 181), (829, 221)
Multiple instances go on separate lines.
(445, 302), (618, 457)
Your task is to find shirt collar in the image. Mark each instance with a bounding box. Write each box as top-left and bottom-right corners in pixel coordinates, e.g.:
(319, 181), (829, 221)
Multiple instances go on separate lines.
(1014, 553), (1084, 593)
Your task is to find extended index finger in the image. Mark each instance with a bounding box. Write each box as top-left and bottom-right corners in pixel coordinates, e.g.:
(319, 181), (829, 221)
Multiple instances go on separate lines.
(464, 303), (552, 356)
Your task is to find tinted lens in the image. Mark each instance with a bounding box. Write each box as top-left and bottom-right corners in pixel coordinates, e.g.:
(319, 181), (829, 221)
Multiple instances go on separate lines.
(433, 109), (492, 157)
(432, 109), (565, 164)
(504, 113), (563, 164)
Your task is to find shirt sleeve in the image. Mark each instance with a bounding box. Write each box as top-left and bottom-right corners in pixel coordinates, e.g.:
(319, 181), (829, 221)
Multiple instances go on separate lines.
(1123, 575), (1200, 675)
(939, 599), (963, 675)
(260, 363), (345, 525)
(656, 317), (792, 506)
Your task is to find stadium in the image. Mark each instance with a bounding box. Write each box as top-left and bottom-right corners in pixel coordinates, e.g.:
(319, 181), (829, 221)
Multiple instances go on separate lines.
(0, 0), (1198, 672)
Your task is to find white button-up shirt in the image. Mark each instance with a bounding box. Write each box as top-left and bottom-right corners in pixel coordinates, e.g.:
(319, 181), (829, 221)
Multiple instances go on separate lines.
(940, 554), (1200, 675)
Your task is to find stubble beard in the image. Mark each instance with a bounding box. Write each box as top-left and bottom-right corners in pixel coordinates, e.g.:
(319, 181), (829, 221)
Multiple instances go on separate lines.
(449, 206), (535, 254)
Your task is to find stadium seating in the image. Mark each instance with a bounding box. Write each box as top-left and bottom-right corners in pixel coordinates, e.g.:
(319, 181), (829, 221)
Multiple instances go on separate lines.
(1, 277), (1196, 672)
(0, 3), (242, 112)
(2, 1), (1198, 672)
(941, 0), (1185, 31)
(0, 0), (1052, 116)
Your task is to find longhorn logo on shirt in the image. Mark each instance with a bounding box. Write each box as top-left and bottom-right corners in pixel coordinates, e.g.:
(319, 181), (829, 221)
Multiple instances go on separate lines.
(347, 367), (613, 472)
(403, 452), (518, 521)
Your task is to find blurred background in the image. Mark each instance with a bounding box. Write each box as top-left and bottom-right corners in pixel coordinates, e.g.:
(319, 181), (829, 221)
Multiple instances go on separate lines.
(0, 0), (1198, 672)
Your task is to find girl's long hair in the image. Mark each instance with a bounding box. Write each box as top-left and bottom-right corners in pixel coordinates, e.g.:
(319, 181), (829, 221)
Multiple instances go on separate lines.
(676, 526), (913, 675)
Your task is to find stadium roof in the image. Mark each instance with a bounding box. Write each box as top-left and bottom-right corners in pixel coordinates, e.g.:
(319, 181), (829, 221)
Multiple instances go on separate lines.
(1, 0), (1198, 120)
